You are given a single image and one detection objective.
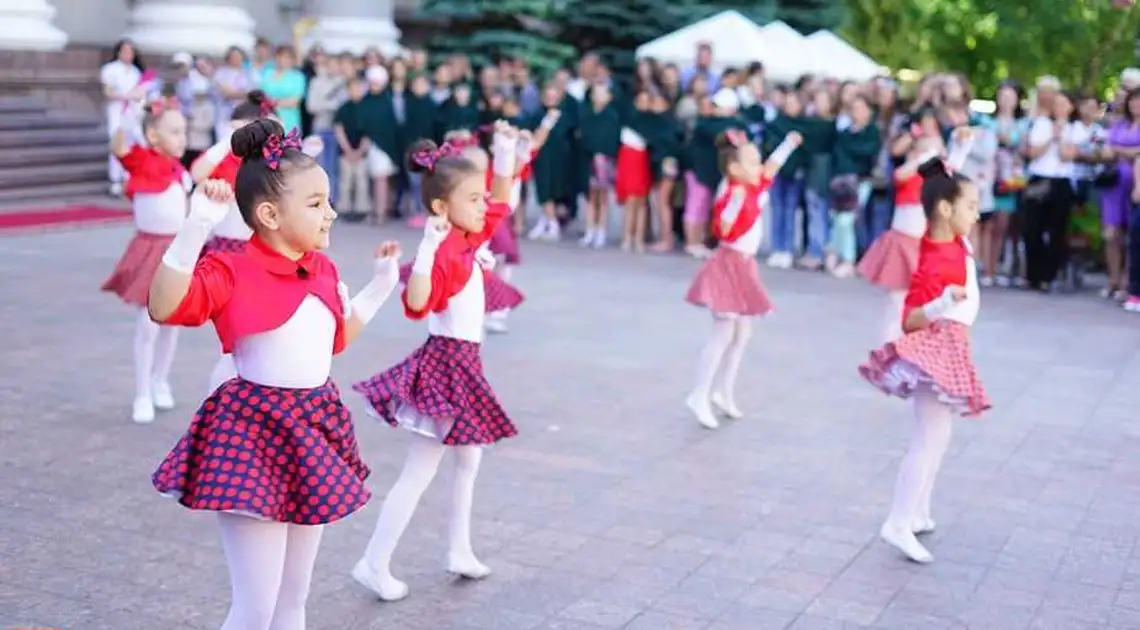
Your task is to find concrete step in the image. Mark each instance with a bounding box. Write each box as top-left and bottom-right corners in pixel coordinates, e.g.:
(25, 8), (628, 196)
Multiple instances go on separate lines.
(0, 181), (112, 205)
(0, 161), (107, 189)
(0, 97), (48, 116)
(0, 113), (101, 132)
(0, 126), (107, 150)
(0, 143), (107, 168)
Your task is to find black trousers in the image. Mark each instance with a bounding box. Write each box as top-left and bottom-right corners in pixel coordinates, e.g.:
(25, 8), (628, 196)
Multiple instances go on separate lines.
(1021, 176), (1074, 288)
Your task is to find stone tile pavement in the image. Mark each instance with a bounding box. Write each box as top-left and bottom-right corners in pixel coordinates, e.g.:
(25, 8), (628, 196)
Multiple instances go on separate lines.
(2, 224), (1140, 630)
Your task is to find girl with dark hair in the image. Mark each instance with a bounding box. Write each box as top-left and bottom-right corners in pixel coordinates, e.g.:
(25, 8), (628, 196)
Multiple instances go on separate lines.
(987, 81), (1026, 287)
(148, 117), (402, 628)
(860, 157), (990, 565)
(100, 39), (152, 195)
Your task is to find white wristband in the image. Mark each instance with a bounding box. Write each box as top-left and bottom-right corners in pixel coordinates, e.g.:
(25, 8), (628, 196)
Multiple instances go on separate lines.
(515, 136), (533, 164)
(540, 111), (559, 129)
(411, 241), (439, 277)
(921, 290), (955, 321)
(161, 219), (214, 274)
(946, 139), (975, 171)
(349, 274), (397, 325)
(768, 137), (799, 168)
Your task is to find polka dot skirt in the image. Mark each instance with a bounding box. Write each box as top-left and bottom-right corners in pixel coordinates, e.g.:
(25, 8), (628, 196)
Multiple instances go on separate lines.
(201, 236), (248, 257)
(353, 335), (519, 446)
(859, 320), (991, 417)
(397, 263), (524, 314)
(152, 379), (371, 525)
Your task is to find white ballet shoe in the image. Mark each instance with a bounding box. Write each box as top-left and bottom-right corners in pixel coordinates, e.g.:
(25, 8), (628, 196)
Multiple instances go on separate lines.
(447, 553), (492, 580)
(710, 392), (743, 419)
(911, 517), (936, 535)
(132, 397), (155, 424)
(352, 559), (410, 602)
(879, 522), (933, 563)
(686, 394), (719, 429)
(151, 381), (175, 411)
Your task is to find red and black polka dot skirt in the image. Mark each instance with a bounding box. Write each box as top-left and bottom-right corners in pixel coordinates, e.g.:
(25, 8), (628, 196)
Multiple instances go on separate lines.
(152, 379), (371, 525)
(201, 236), (248, 256)
(353, 335), (519, 446)
(398, 263), (524, 314)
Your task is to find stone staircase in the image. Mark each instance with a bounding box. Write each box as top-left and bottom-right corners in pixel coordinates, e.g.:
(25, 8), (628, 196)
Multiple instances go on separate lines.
(0, 97), (108, 205)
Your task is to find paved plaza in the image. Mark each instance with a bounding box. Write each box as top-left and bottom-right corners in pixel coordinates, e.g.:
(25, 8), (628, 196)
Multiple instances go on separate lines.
(3, 223), (1140, 630)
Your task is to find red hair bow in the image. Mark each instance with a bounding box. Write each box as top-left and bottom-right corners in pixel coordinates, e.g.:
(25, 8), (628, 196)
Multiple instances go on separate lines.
(724, 128), (748, 147)
(411, 141), (463, 172)
(146, 97), (180, 116)
(262, 128), (304, 170)
(259, 98), (278, 118)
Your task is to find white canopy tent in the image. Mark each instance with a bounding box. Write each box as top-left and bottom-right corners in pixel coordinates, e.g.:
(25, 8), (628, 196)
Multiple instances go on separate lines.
(757, 20), (820, 79)
(805, 30), (884, 81)
(635, 11), (809, 82)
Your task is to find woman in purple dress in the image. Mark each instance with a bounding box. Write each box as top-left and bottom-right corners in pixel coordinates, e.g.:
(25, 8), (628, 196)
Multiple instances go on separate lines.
(1103, 89), (1140, 300)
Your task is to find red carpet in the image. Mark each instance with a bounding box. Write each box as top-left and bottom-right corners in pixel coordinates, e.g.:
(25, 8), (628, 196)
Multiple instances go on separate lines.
(0, 206), (132, 233)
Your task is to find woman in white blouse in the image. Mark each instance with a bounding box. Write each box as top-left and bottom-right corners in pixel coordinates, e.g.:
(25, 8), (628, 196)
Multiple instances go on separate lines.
(99, 40), (147, 195)
(1021, 91), (1079, 291)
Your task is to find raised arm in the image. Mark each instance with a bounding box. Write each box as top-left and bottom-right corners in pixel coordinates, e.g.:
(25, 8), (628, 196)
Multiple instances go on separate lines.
(342, 241), (402, 345)
(404, 216), (451, 315)
(761, 131), (803, 179)
(148, 181), (234, 322)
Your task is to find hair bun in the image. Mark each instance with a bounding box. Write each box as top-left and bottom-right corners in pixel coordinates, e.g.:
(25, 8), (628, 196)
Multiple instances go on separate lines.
(231, 118), (285, 161)
(246, 89), (268, 106)
(917, 156), (948, 179)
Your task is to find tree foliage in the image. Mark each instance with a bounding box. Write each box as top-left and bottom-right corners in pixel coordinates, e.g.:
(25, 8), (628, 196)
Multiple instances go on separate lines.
(842, 0), (1140, 97)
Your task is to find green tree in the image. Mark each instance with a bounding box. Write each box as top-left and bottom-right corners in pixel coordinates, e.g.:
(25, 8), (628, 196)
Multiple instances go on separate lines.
(417, 0), (577, 78)
(842, 0), (1140, 97)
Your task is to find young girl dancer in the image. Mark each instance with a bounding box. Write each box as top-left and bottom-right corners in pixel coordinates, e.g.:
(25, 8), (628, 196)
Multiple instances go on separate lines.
(102, 99), (191, 424)
(684, 128), (802, 429)
(351, 122), (522, 602)
(858, 123), (975, 343)
(149, 118), (403, 628)
(858, 157), (990, 564)
(616, 90), (655, 252)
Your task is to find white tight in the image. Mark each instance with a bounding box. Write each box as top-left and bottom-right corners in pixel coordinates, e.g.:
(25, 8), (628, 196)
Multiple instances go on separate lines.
(217, 513), (324, 630)
(209, 352), (238, 395)
(882, 290), (906, 345)
(134, 308), (178, 400)
(691, 317), (753, 401)
(362, 436), (484, 573)
(885, 387), (954, 528)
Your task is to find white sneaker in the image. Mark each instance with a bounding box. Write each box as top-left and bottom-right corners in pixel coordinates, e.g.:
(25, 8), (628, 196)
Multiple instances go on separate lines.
(578, 229), (595, 248)
(591, 229), (607, 249)
(484, 311), (509, 333)
(766, 252), (792, 269)
(352, 559), (410, 602)
(979, 276), (994, 288)
(527, 218), (549, 241)
(543, 220), (561, 241)
(710, 392), (743, 419)
(132, 398), (156, 424)
(152, 381), (175, 411)
(685, 393), (719, 429)
(879, 522), (933, 563)
(911, 517), (936, 535)
(447, 553), (492, 580)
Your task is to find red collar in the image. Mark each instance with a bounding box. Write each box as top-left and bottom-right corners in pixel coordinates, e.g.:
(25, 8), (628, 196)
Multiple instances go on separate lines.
(247, 235), (319, 276)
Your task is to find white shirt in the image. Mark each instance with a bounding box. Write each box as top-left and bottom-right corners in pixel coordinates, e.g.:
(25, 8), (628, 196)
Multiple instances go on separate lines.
(134, 174), (192, 235)
(233, 295), (337, 388)
(943, 241), (981, 327)
(1026, 116), (1073, 178)
(427, 266), (485, 343)
(1068, 121), (1103, 181)
(891, 203), (926, 238)
(100, 61), (142, 124)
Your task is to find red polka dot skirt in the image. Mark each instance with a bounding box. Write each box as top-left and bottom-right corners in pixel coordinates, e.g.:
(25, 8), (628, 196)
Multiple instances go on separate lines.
(685, 247), (774, 317)
(353, 335), (519, 446)
(859, 320), (991, 417)
(152, 379), (371, 525)
(856, 230), (920, 291)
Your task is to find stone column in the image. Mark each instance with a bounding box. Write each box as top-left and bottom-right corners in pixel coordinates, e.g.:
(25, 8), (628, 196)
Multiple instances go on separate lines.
(125, 0), (255, 57)
(305, 0), (401, 57)
(0, 0), (67, 50)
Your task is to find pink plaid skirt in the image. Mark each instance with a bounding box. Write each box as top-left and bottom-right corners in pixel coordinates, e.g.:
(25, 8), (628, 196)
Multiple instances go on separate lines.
(857, 230), (920, 291)
(685, 247), (773, 316)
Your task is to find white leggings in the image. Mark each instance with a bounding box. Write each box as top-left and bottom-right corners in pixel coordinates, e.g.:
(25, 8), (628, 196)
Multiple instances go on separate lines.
(362, 436), (484, 573)
(134, 308), (178, 400)
(217, 513), (324, 630)
(886, 387), (954, 528)
(882, 290), (906, 345)
(691, 317), (753, 401)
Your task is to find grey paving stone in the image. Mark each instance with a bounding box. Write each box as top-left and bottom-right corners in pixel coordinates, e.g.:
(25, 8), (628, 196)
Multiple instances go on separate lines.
(4, 224), (1140, 628)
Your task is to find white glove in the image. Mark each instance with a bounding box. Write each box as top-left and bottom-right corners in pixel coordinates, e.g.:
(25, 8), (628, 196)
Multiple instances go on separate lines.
(412, 214), (450, 276)
(515, 133), (533, 165)
(302, 135), (324, 158)
(540, 109), (561, 130)
(475, 245), (496, 271)
(349, 242), (403, 324)
(491, 129), (519, 177)
(921, 286), (962, 321)
(162, 180), (234, 273)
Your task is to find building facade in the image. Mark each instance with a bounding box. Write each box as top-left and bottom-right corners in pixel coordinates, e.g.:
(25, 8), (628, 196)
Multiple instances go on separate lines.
(1, 0), (428, 56)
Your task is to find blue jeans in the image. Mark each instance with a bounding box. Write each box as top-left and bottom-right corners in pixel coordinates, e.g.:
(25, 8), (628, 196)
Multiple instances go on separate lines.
(859, 191), (894, 253)
(407, 172), (424, 217)
(804, 189), (830, 259)
(315, 130), (339, 205)
(826, 181), (872, 263)
(769, 173), (803, 255)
